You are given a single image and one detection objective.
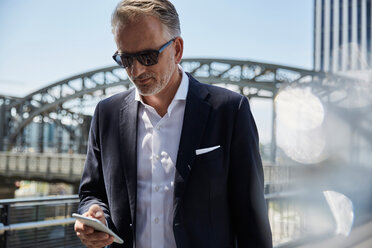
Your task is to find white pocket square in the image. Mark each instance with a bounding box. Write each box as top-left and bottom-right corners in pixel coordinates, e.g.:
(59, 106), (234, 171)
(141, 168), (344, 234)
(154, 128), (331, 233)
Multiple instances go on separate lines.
(195, 145), (221, 155)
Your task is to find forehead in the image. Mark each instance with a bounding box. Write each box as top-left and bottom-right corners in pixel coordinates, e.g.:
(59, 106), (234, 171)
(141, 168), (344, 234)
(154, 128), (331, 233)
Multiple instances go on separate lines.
(114, 15), (167, 53)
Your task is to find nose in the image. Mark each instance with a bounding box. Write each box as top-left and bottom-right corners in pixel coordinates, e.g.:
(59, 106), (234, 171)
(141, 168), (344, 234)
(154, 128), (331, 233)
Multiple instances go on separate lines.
(128, 58), (146, 78)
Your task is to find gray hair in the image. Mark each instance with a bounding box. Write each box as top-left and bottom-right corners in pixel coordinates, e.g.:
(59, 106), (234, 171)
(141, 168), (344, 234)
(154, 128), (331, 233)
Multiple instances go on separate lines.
(111, 0), (181, 39)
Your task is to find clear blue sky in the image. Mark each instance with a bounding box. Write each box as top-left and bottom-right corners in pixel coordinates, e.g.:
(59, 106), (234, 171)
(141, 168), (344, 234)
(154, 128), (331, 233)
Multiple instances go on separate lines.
(0, 0), (313, 96)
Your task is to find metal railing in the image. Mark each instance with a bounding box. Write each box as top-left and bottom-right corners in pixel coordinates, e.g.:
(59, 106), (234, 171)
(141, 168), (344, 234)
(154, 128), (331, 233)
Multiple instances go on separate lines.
(0, 152), (85, 183)
(0, 163), (342, 248)
(0, 195), (83, 248)
(0, 192), (321, 248)
(0, 152), (294, 185)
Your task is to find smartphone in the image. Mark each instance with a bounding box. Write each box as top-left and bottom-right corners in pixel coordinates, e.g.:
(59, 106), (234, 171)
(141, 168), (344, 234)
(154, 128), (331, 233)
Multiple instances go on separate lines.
(72, 213), (124, 244)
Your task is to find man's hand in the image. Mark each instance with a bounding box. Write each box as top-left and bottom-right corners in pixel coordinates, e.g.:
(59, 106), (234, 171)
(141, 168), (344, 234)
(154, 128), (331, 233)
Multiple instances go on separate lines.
(74, 204), (114, 248)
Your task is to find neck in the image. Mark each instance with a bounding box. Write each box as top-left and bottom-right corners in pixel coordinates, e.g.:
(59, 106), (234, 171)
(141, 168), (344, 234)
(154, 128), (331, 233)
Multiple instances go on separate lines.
(141, 68), (182, 117)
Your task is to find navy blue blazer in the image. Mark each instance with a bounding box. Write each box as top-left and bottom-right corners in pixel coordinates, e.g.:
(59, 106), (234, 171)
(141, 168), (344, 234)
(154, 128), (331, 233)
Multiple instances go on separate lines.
(78, 73), (273, 248)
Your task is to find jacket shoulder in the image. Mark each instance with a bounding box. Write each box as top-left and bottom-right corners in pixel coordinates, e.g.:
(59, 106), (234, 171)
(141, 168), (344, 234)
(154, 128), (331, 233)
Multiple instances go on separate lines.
(188, 73), (246, 108)
(97, 87), (135, 111)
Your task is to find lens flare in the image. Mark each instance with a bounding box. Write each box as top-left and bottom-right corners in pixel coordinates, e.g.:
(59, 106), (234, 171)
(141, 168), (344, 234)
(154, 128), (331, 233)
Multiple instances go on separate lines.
(275, 87), (325, 130)
(275, 87), (326, 164)
(323, 191), (354, 237)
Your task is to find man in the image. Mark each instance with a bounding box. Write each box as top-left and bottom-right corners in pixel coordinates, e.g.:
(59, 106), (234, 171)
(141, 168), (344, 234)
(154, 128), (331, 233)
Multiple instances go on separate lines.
(74, 0), (272, 247)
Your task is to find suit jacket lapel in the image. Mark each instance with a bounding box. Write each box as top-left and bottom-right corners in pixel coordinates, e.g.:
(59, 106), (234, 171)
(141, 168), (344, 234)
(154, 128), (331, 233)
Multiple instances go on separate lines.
(119, 89), (138, 227)
(173, 74), (211, 219)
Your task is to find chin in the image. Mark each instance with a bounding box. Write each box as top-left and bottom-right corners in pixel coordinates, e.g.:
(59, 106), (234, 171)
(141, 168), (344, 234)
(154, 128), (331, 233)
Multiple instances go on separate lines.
(137, 86), (162, 96)
(138, 81), (169, 96)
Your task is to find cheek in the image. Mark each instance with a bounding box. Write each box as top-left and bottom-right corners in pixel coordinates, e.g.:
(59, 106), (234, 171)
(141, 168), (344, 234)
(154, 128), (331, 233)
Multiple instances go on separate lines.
(151, 61), (168, 76)
(125, 68), (134, 80)
(159, 64), (173, 80)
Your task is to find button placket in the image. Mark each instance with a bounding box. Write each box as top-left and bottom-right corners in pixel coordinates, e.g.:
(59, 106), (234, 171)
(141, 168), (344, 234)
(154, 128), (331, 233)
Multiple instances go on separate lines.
(150, 118), (164, 246)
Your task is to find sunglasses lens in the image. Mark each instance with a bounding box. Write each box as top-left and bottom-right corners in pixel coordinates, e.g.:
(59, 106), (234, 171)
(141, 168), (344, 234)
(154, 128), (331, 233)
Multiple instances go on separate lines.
(113, 54), (124, 67)
(137, 52), (158, 66)
(113, 50), (160, 68)
(121, 55), (133, 68)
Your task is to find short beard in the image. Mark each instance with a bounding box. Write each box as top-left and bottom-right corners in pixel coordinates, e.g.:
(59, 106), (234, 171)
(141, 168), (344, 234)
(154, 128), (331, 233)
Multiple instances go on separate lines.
(130, 67), (174, 96)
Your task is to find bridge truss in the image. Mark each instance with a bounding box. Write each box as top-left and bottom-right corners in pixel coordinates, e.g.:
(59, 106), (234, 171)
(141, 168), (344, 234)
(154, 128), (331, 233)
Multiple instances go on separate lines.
(1, 58), (360, 161)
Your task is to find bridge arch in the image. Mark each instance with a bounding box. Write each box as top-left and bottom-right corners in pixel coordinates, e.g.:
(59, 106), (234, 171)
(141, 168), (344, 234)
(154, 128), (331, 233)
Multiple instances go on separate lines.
(1, 58), (324, 153)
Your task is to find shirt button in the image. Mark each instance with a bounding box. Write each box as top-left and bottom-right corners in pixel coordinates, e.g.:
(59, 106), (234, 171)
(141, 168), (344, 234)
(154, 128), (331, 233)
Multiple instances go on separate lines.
(154, 217), (159, 224)
(155, 155), (160, 160)
(155, 185), (160, 192)
(156, 125), (161, 130)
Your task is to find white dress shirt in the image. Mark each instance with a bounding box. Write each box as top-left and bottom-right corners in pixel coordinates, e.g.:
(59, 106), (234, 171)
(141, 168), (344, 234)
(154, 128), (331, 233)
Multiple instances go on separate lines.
(135, 67), (189, 248)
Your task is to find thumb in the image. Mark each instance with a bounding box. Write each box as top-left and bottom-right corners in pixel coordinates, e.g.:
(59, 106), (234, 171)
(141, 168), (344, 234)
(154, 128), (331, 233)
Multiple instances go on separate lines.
(88, 204), (104, 218)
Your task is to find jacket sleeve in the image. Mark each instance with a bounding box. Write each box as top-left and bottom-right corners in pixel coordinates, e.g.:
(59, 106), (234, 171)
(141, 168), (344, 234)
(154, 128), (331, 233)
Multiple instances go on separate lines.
(228, 96), (273, 247)
(77, 102), (114, 228)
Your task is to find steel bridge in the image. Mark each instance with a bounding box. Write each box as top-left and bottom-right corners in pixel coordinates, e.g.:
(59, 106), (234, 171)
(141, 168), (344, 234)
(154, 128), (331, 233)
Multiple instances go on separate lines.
(0, 58), (371, 181)
(1, 58), (371, 180)
(1, 58), (372, 247)
(0, 58), (327, 156)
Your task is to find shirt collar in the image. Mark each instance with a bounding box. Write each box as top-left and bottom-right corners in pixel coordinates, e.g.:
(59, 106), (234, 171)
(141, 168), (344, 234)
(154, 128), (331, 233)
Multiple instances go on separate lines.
(134, 65), (189, 115)
(173, 65), (189, 101)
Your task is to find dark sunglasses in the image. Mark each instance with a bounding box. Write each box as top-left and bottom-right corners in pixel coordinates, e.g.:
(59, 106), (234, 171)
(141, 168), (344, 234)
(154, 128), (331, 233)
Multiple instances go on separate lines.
(112, 38), (176, 68)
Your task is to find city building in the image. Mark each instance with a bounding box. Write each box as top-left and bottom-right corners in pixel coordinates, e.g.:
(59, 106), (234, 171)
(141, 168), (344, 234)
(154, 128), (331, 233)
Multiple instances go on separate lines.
(314, 0), (372, 72)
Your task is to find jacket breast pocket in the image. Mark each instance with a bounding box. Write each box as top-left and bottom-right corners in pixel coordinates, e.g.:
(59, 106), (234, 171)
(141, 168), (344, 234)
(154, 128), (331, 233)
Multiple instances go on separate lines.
(193, 147), (224, 178)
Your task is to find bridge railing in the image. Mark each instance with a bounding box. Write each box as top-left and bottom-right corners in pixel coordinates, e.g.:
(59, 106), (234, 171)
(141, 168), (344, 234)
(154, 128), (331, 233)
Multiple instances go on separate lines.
(0, 153), (341, 247)
(0, 152), (85, 184)
(0, 152), (297, 186)
(0, 195), (82, 248)
(0, 192), (328, 248)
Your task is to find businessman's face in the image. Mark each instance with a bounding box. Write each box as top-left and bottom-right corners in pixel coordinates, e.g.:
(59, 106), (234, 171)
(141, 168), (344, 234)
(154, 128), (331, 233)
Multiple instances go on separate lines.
(114, 15), (179, 96)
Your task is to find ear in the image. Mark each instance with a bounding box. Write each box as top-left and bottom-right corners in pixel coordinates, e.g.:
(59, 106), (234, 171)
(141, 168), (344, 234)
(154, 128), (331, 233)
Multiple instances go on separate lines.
(173, 37), (184, 64)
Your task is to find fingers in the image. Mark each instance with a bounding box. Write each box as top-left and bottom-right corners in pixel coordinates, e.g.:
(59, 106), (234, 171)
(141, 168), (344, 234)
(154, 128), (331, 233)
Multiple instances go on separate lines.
(77, 231), (114, 248)
(74, 204), (112, 247)
(75, 221), (114, 247)
(80, 230), (110, 241)
(74, 219), (94, 234)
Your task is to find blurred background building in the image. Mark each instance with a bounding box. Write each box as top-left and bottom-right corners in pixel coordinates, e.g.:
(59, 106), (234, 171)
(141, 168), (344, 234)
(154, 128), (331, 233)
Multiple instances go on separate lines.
(314, 0), (372, 72)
